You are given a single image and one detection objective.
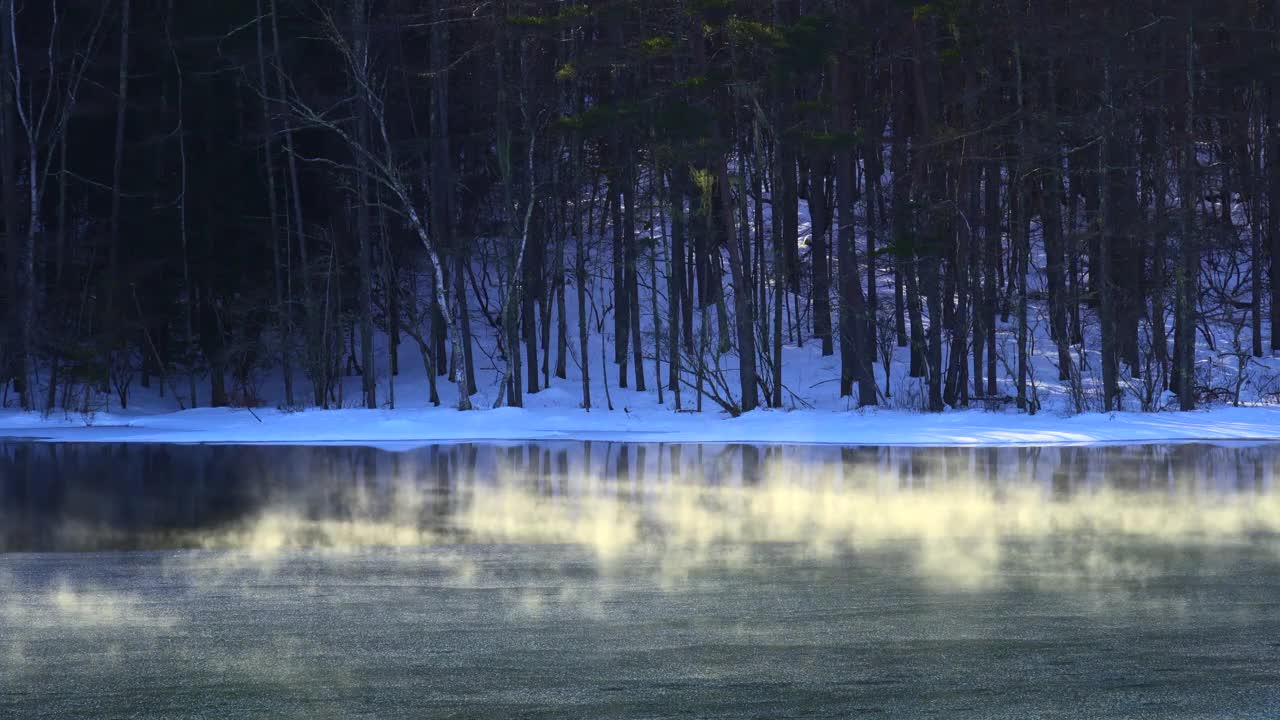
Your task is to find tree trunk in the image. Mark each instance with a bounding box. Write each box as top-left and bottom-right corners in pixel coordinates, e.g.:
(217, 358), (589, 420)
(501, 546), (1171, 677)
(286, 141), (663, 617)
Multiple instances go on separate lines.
(1099, 58), (1120, 411)
(863, 102), (882, 374)
(983, 159), (999, 397)
(1013, 172), (1030, 411)
(575, 145), (591, 410)
(352, 0), (376, 409)
(809, 156), (833, 355)
(555, 219), (568, 380)
(834, 55), (875, 406)
(716, 158), (759, 412)
(945, 158), (973, 408)
(1177, 6), (1197, 410)
(254, 0), (293, 407)
(523, 219), (540, 396)
(610, 178), (629, 386)
(0, 0), (22, 407)
(969, 149), (985, 400)
(668, 171), (685, 398)
(1270, 24), (1280, 356)
(429, 0), (469, 400)
(624, 169), (644, 392)
(269, 0), (318, 404)
(104, 0), (132, 391)
(1042, 65), (1072, 383)
(1251, 87), (1264, 358)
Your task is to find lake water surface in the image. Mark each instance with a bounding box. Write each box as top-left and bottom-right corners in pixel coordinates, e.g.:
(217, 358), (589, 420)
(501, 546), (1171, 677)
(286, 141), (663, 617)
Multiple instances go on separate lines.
(2, 441), (1279, 718)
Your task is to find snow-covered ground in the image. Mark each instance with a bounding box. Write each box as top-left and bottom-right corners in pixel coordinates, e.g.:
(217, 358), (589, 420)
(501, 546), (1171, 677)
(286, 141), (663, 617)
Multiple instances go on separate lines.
(6, 310), (1280, 447)
(5, 394), (1280, 447)
(6, 305), (1280, 447)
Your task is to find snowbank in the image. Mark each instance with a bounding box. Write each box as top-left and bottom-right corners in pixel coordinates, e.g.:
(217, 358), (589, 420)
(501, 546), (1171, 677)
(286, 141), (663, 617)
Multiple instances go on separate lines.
(3, 404), (1280, 447)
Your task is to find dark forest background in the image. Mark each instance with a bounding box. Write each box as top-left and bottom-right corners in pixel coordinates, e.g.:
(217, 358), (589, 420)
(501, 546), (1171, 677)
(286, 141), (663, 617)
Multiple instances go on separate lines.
(1, 0), (1278, 416)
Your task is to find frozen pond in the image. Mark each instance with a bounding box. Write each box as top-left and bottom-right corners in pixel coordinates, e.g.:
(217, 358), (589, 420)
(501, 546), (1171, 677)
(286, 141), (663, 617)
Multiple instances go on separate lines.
(2, 441), (1279, 718)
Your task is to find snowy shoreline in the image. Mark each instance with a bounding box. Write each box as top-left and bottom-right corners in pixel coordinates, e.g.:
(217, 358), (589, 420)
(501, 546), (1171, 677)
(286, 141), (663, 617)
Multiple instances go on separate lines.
(3, 404), (1280, 448)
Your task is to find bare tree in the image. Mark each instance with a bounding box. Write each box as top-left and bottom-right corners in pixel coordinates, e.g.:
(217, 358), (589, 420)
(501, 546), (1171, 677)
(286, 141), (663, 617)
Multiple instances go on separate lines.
(285, 7), (472, 409)
(4, 0), (106, 409)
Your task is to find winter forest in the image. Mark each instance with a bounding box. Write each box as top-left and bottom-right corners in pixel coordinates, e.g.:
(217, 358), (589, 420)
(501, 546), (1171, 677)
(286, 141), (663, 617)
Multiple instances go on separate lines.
(3, 0), (1280, 419)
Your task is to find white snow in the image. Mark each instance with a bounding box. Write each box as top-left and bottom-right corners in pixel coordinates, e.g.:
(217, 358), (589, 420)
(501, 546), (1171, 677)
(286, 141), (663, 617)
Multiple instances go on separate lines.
(4, 403), (1280, 447)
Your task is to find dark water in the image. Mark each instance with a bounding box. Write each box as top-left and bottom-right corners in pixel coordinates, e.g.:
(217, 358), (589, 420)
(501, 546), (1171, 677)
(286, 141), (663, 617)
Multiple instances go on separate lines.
(1, 441), (1279, 718)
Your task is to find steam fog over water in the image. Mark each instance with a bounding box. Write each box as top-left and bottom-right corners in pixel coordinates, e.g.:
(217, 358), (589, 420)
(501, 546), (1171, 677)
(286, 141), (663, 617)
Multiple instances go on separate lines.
(2, 441), (1279, 718)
